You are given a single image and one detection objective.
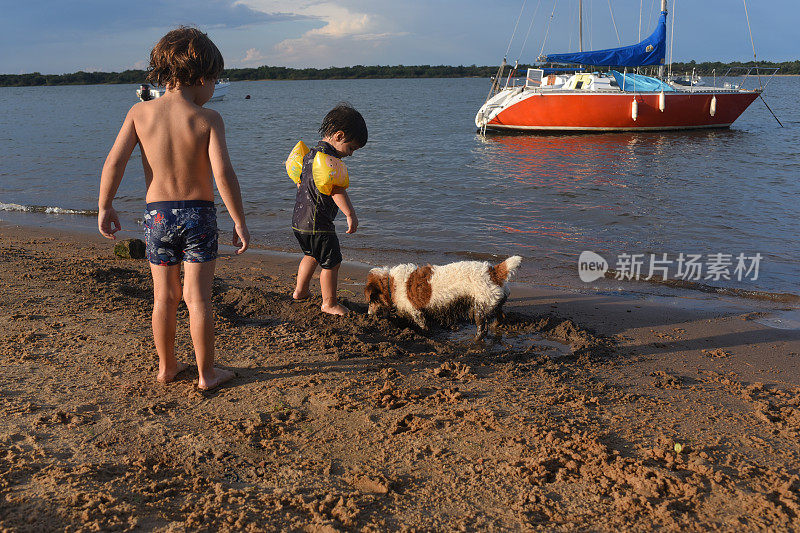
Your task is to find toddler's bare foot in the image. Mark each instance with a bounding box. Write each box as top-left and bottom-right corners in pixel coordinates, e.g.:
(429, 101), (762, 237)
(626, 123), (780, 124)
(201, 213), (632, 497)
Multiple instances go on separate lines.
(292, 289), (311, 301)
(157, 361), (189, 384)
(198, 368), (236, 391)
(321, 303), (350, 316)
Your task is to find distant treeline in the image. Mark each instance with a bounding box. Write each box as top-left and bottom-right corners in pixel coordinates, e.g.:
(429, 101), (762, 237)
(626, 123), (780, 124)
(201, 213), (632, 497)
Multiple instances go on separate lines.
(1, 60), (798, 87)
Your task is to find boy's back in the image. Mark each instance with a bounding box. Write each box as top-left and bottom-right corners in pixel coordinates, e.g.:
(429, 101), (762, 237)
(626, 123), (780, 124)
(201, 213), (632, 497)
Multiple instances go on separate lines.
(132, 94), (218, 203)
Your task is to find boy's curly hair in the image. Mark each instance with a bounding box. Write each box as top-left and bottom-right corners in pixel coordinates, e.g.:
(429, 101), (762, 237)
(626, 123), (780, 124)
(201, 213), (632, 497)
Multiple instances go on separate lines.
(147, 27), (224, 88)
(319, 103), (368, 148)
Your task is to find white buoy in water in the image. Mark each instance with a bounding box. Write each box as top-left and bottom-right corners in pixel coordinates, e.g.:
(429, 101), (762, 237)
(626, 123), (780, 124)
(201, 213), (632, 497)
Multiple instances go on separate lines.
(631, 98), (639, 121)
(659, 91), (666, 112)
(710, 95), (717, 117)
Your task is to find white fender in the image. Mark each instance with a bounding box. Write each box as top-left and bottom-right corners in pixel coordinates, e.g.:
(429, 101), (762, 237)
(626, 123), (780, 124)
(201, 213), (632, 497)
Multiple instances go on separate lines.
(631, 98), (638, 121)
(710, 95), (717, 117)
(659, 91), (665, 112)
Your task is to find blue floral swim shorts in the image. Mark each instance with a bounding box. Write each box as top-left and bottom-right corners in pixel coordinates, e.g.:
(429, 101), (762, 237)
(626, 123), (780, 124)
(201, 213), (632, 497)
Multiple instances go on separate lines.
(143, 200), (218, 266)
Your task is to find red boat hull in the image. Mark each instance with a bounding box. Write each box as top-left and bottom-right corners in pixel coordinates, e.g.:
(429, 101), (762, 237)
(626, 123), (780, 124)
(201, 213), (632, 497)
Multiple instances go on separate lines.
(488, 91), (760, 131)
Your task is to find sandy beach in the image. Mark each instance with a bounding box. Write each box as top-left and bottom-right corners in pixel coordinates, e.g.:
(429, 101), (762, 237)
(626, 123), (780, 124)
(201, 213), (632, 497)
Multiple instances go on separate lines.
(1, 222), (798, 531)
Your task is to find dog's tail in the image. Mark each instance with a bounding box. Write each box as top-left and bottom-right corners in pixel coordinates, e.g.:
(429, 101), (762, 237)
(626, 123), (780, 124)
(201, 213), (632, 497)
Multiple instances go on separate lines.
(489, 256), (523, 285)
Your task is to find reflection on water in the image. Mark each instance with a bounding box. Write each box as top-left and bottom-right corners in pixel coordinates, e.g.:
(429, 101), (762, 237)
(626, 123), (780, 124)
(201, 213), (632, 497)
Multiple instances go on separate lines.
(464, 121), (798, 296)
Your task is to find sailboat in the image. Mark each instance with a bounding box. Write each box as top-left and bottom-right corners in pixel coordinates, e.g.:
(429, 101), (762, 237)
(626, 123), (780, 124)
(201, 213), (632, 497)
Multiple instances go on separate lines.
(475, 0), (773, 132)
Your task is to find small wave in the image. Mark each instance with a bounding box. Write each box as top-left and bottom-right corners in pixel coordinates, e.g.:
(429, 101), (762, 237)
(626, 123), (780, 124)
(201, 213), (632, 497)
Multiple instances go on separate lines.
(605, 269), (800, 303)
(0, 202), (97, 216)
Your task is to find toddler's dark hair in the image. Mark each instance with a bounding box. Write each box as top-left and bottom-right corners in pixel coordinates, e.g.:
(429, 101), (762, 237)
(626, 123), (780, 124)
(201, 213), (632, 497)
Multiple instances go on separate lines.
(319, 103), (368, 148)
(147, 27), (224, 87)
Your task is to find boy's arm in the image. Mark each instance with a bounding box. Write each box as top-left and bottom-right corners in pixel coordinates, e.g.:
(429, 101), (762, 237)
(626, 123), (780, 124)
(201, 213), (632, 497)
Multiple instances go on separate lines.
(98, 107), (138, 239)
(208, 111), (249, 254)
(331, 187), (357, 234)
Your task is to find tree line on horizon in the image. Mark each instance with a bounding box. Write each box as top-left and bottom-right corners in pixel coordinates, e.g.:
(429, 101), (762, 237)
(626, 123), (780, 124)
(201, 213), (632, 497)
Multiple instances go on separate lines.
(1, 60), (797, 87)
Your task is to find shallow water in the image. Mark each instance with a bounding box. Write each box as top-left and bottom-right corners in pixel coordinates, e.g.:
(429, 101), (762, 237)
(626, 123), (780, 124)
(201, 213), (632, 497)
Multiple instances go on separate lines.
(0, 77), (797, 300)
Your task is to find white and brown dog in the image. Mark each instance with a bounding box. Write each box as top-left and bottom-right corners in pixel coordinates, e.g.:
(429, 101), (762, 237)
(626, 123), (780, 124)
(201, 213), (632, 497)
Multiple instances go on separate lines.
(364, 256), (522, 340)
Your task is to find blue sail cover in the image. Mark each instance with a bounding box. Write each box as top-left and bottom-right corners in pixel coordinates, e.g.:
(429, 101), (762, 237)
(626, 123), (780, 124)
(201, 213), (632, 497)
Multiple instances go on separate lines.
(611, 70), (675, 92)
(545, 12), (667, 67)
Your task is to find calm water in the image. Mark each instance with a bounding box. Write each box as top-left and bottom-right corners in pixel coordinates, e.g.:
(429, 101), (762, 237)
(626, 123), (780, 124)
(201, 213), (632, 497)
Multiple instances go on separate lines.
(0, 77), (798, 299)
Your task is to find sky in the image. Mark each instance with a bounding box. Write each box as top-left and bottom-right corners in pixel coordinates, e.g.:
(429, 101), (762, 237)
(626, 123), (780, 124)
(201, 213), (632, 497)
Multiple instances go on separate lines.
(0, 0), (797, 74)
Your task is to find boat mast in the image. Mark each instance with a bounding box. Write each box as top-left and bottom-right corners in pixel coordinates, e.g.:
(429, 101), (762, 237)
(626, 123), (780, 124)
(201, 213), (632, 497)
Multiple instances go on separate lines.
(658, 0), (667, 78)
(578, 0), (583, 52)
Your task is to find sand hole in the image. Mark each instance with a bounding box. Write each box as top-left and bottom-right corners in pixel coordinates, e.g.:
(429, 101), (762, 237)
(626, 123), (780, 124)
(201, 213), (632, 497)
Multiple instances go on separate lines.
(437, 325), (573, 358)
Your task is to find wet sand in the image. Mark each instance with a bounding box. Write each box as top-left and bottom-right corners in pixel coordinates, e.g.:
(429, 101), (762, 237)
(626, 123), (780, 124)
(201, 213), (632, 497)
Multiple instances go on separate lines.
(1, 223), (799, 531)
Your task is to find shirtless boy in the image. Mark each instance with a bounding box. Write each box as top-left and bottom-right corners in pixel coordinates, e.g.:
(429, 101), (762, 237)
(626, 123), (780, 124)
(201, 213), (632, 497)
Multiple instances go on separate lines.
(98, 27), (249, 390)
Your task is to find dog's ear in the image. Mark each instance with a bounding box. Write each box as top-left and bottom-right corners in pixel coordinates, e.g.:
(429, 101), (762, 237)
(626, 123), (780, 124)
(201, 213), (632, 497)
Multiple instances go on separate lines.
(364, 283), (376, 302)
(364, 272), (381, 302)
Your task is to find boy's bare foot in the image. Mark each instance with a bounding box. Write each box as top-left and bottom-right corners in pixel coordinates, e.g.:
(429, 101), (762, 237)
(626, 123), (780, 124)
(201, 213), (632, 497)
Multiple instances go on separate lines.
(321, 303), (350, 316)
(157, 361), (189, 384)
(198, 368), (236, 391)
(292, 290), (311, 301)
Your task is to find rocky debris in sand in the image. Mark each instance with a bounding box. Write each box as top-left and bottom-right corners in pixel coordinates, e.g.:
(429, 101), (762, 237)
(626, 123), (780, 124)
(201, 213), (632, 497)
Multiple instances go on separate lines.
(650, 371), (684, 390)
(36, 410), (93, 427)
(298, 492), (365, 530)
(512, 490), (565, 526)
(347, 473), (392, 494)
(112, 238), (145, 260)
(1, 397), (40, 415)
(431, 361), (473, 381)
(390, 413), (429, 435)
(702, 348), (731, 359)
(371, 381), (421, 409)
(213, 411), (307, 450)
(428, 387), (463, 404)
(740, 382), (800, 437)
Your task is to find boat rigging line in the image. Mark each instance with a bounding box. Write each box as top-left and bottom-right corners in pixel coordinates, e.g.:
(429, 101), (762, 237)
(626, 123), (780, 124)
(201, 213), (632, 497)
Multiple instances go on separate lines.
(639, 0), (645, 41)
(741, 0), (780, 126)
(760, 95), (784, 127)
(668, 0), (676, 79)
(505, 0), (528, 62)
(607, 0), (621, 45)
(742, 0), (757, 64)
(538, 0), (559, 60)
(648, 0), (657, 32)
(485, 1), (528, 104)
(515, 0), (543, 63)
(741, 0), (764, 89)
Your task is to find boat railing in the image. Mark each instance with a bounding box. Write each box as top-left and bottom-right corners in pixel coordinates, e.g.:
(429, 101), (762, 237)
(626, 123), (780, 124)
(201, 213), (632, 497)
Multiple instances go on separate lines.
(712, 66), (779, 92)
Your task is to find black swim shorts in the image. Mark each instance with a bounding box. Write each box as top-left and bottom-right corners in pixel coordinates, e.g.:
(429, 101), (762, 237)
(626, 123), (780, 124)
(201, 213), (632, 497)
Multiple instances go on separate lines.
(293, 230), (342, 269)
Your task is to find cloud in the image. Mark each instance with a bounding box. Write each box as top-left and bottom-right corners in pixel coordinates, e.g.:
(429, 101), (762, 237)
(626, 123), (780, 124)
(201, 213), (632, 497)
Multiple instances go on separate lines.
(242, 48), (269, 64)
(235, 1), (407, 66)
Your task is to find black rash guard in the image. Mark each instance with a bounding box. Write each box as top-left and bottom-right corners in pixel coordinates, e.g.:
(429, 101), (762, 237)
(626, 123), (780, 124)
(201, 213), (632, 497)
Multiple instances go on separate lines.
(291, 141), (344, 234)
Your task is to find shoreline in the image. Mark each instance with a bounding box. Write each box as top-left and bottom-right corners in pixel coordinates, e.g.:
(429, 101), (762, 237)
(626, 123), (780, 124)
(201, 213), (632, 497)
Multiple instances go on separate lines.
(2, 222), (799, 530)
(2, 208), (797, 310)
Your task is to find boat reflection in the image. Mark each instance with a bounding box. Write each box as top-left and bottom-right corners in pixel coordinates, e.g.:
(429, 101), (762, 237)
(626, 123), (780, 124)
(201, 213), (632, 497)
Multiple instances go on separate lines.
(474, 129), (732, 187)
(470, 129), (733, 249)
